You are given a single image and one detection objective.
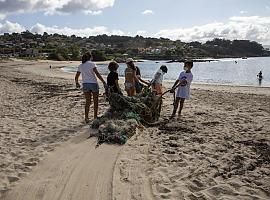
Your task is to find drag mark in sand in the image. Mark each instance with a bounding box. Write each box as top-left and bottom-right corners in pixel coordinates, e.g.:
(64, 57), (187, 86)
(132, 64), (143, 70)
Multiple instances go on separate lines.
(1, 128), (122, 200)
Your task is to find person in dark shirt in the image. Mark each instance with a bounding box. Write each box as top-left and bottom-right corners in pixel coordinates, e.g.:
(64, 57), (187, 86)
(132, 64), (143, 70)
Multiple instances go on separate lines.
(257, 70), (263, 79)
(107, 61), (122, 94)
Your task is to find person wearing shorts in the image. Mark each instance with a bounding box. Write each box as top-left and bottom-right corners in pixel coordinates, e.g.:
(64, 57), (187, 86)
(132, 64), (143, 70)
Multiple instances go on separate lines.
(124, 58), (139, 96)
(151, 65), (168, 95)
(170, 61), (193, 118)
(75, 52), (106, 123)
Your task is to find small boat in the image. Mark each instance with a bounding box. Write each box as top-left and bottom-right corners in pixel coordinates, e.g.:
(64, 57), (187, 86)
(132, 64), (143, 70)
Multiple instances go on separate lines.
(242, 57), (248, 59)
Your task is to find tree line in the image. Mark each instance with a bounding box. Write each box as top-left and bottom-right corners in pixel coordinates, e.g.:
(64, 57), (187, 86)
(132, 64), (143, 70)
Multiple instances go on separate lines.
(0, 31), (269, 61)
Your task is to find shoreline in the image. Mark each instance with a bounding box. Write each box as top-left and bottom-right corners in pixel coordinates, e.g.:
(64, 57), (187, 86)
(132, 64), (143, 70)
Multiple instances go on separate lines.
(61, 66), (270, 90)
(14, 59), (269, 96)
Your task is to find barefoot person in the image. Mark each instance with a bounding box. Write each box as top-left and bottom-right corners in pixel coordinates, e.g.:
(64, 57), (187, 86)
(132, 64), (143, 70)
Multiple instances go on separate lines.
(170, 61), (193, 118)
(151, 65), (168, 94)
(124, 58), (139, 96)
(107, 61), (122, 94)
(75, 52), (106, 123)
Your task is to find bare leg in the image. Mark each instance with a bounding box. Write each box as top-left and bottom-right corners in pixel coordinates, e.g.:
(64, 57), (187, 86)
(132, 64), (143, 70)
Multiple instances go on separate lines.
(126, 89), (131, 96)
(178, 98), (185, 116)
(84, 92), (92, 123)
(131, 87), (136, 96)
(171, 97), (180, 118)
(92, 92), (99, 118)
(127, 87), (136, 96)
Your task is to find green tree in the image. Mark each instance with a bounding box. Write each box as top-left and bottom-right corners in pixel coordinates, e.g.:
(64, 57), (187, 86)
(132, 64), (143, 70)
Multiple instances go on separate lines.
(48, 48), (69, 61)
(69, 45), (80, 60)
(91, 50), (107, 61)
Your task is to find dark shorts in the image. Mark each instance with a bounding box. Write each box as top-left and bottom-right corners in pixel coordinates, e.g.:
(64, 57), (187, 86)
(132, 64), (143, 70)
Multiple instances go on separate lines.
(82, 83), (99, 93)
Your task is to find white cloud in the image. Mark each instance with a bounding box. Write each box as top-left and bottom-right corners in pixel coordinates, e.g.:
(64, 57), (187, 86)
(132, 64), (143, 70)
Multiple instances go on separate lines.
(111, 30), (125, 35)
(84, 10), (103, 16)
(0, 0), (115, 19)
(0, 21), (25, 34)
(0, 21), (124, 37)
(136, 30), (147, 36)
(142, 9), (154, 15)
(240, 10), (247, 14)
(0, 13), (6, 20)
(29, 23), (115, 37)
(266, 6), (270, 9)
(1, 16), (270, 45)
(155, 16), (270, 44)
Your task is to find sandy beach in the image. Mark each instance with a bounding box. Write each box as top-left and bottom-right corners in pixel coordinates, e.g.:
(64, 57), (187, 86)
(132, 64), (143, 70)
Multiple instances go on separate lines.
(0, 59), (269, 200)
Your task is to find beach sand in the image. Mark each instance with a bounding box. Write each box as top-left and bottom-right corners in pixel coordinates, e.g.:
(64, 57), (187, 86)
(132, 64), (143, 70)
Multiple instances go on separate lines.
(0, 59), (269, 200)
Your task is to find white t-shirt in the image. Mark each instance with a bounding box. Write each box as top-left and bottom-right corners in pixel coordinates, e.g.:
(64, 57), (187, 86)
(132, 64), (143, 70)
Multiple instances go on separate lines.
(77, 61), (98, 84)
(153, 69), (165, 84)
(176, 71), (193, 99)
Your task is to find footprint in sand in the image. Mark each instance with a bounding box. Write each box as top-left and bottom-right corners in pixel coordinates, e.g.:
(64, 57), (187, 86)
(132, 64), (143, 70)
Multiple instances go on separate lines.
(207, 185), (238, 196)
(163, 149), (176, 154)
(160, 194), (171, 199)
(166, 142), (179, 148)
(23, 162), (37, 167)
(7, 176), (20, 183)
(156, 184), (171, 193)
(27, 157), (39, 163)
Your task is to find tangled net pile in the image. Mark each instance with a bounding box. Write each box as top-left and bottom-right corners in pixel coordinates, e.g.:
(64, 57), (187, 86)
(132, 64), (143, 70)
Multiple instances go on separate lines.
(92, 87), (164, 146)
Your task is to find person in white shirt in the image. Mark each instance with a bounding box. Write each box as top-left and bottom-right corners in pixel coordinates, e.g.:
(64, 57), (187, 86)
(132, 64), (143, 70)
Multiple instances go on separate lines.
(151, 65), (168, 94)
(75, 52), (106, 123)
(170, 61), (193, 118)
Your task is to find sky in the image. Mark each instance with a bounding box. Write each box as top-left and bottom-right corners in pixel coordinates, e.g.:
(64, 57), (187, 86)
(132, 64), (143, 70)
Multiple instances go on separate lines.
(0, 0), (270, 44)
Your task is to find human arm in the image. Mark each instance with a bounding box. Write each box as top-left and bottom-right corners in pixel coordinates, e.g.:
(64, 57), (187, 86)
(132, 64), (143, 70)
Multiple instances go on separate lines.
(75, 71), (81, 88)
(171, 79), (180, 91)
(93, 67), (106, 86)
(138, 76), (149, 85)
(171, 72), (188, 90)
(135, 66), (148, 85)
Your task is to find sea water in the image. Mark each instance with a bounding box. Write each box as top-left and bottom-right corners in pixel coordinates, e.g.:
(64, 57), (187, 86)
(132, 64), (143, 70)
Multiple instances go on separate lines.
(62, 57), (270, 87)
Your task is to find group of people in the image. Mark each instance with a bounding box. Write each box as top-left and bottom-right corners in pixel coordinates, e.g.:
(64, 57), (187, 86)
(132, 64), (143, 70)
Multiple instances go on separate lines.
(75, 52), (193, 123)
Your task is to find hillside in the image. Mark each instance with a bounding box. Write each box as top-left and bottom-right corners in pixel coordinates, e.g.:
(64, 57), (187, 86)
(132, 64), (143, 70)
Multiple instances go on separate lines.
(0, 31), (269, 61)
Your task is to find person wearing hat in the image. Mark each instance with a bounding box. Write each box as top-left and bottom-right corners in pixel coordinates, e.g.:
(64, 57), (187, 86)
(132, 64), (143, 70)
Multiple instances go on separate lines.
(124, 58), (138, 96)
(151, 65), (168, 94)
